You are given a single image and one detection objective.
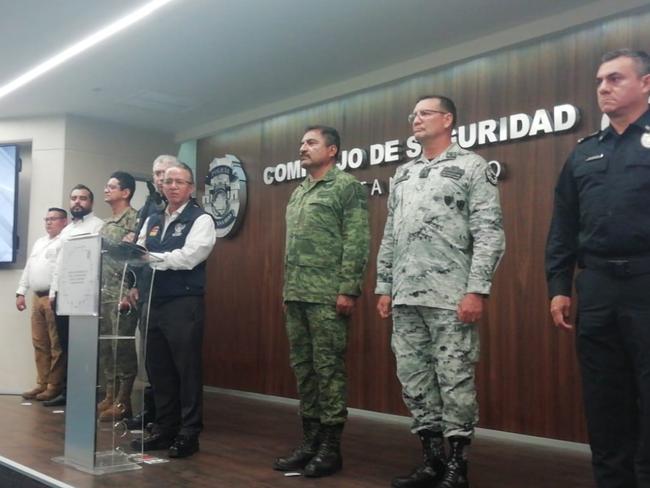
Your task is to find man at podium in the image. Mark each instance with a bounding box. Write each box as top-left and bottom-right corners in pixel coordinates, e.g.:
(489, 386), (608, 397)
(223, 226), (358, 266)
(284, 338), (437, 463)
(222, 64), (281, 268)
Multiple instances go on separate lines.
(131, 162), (216, 459)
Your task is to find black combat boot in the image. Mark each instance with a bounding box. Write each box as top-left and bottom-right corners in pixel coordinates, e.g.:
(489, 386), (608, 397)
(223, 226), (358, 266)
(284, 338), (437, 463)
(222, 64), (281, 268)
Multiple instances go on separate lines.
(392, 430), (445, 488)
(273, 417), (321, 471)
(303, 423), (344, 477)
(436, 436), (470, 488)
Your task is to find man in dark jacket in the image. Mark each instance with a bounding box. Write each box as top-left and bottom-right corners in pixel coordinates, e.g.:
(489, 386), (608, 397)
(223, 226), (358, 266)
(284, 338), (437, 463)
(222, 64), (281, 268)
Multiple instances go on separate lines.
(132, 162), (216, 458)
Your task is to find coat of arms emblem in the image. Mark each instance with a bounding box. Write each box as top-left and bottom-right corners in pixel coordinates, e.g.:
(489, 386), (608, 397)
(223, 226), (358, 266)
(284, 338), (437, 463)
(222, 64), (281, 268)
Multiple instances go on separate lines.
(203, 154), (247, 238)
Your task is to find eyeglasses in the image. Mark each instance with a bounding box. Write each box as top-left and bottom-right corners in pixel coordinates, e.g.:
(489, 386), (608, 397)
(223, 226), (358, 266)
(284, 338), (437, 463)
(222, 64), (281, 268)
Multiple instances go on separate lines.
(44, 217), (65, 222)
(407, 109), (449, 124)
(163, 178), (193, 187)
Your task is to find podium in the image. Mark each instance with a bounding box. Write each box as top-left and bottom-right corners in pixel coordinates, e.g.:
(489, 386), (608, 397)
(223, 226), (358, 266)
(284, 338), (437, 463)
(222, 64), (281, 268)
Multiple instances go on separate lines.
(53, 234), (155, 474)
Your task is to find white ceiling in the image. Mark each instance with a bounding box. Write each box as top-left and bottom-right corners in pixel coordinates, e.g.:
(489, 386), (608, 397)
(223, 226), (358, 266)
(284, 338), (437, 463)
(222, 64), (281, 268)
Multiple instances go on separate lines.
(0, 0), (632, 137)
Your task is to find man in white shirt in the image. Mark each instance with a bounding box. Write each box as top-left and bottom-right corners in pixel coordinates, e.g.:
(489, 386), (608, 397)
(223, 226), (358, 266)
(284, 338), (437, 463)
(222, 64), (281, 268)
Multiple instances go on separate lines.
(124, 154), (177, 430)
(44, 184), (104, 407)
(16, 208), (68, 401)
(131, 162), (216, 458)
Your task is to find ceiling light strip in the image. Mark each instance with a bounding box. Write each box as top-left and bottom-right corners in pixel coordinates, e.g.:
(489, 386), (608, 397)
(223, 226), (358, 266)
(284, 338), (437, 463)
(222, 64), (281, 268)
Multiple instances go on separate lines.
(0, 0), (176, 100)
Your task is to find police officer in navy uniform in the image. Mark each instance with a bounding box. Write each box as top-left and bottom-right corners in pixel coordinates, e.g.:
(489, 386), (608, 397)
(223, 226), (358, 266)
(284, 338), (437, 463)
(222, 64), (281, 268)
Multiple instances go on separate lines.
(546, 48), (650, 488)
(131, 162), (216, 458)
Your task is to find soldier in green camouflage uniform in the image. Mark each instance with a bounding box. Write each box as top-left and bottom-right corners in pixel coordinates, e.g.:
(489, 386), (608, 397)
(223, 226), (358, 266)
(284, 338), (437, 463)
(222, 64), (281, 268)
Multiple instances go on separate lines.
(98, 171), (139, 422)
(376, 96), (505, 488)
(274, 125), (369, 478)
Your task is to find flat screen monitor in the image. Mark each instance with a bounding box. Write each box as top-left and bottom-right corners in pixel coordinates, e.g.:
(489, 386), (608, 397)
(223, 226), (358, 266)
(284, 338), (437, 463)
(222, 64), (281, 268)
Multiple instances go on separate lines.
(0, 145), (19, 263)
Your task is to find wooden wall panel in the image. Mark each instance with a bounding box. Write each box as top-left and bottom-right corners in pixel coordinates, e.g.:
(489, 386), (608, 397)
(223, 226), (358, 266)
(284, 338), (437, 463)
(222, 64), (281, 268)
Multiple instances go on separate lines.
(198, 9), (650, 442)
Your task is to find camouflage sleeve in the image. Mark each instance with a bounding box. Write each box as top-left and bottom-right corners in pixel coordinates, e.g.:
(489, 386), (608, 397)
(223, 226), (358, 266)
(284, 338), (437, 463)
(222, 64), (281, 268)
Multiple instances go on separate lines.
(125, 208), (139, 234)
(337, 180), (370, 296)
(375, 176), (396, 296)
(466, 157), (505, 295)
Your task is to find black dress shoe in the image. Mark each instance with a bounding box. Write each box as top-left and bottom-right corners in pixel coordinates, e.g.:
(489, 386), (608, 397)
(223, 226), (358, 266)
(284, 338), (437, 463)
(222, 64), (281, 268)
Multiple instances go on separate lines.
(125, 411), (154, 430)
(168, 435), (199, 458)
(131, 432), (174, 451)
(42, 393), (66, 407)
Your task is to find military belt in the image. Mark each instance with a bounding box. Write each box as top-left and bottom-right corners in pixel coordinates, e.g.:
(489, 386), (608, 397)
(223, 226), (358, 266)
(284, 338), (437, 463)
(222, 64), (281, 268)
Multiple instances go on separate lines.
(34, 290), (50, 298)
(581, 254), (650, 278)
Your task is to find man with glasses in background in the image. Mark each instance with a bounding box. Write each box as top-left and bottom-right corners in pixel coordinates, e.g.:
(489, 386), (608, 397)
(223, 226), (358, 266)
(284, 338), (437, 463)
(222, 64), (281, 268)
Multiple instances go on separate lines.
(131, 162), (216, 458)
(96, 171), (139, 422)
(376, 96), (505, 488)
(16, 208), (68, 402)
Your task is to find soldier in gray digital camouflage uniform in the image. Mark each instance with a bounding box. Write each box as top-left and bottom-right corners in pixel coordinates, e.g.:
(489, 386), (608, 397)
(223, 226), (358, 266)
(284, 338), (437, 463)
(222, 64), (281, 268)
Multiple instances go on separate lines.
(273, 125), (370, 478)
(97, 171), (139, 422)
(376, 96), (505, 488)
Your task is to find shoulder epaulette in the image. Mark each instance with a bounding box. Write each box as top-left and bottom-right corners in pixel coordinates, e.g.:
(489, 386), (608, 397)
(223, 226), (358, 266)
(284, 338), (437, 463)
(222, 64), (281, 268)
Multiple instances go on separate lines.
(577, 131), (600, 144)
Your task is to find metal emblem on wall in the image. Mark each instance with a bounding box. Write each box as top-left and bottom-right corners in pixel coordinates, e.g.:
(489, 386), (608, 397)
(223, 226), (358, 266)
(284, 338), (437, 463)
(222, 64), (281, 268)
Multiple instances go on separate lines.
(203, 154), (248, 238)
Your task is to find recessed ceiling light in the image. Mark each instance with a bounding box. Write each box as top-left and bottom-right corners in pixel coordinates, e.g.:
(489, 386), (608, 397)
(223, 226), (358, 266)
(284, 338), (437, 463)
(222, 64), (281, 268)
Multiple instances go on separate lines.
(0, 0), (177, 101)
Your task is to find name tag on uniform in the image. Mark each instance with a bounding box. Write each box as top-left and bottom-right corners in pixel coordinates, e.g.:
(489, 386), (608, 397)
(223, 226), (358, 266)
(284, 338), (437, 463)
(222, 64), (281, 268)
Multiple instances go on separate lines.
(440, 165), (465, 180)
(585, 154), (604, 162)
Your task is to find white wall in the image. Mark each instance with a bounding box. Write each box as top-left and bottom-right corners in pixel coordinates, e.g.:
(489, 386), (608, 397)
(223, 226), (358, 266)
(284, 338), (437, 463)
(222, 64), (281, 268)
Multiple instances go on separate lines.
(0, 115), (175, 393)
(0, 117), (66, 393)
(63, 115), (176, 219)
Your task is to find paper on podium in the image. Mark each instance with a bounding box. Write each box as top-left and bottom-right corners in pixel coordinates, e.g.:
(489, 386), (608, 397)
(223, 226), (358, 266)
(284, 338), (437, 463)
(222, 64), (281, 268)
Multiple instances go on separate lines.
(102, 240), (162, 265)
(57, 234), (101, 316)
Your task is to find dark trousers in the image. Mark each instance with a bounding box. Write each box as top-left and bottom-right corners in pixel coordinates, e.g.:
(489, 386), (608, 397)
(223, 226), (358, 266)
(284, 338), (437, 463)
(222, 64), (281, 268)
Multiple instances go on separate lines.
(54, 311), (69, 355)
(146, 295), (204, 438)
(53, 304), (69, 392)
(575, 269), (650, 488)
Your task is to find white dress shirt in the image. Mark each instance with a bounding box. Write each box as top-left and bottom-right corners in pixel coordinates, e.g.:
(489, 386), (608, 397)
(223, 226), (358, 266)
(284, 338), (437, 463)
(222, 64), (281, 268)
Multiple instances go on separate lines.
(16, 234), (62, 295)
(137, 201), (216, 271)
(49, 213), (105, 298)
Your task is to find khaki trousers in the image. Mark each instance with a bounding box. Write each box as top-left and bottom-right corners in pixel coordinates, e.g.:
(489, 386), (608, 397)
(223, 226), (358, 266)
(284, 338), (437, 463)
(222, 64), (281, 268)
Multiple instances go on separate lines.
(31, 294), (65, 389)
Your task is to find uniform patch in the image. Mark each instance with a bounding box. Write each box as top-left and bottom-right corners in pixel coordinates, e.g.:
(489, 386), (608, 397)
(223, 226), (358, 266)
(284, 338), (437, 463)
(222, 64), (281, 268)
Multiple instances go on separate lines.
(440, 165), (464, 180)
(485, 166), (498, 186)
(148, 225), (160, 237)
(172, 222), (186, 237)
(444, 196), (466, 211)
(641, 131), (650, 149)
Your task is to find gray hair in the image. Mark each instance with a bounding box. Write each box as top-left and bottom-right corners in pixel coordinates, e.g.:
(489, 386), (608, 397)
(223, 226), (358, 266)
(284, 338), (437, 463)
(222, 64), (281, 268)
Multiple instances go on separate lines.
(601, 48), (650, 77)
(152, 154), (178, 168)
